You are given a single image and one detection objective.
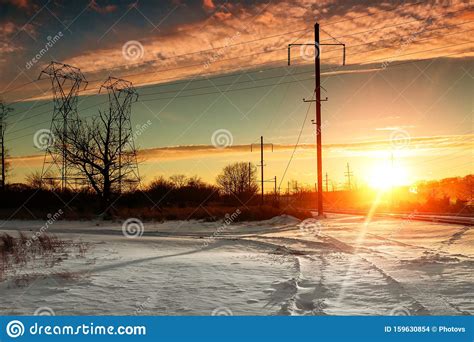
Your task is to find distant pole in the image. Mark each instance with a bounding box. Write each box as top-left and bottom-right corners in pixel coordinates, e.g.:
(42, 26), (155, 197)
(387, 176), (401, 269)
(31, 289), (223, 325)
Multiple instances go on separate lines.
(325, 172), (329, 192)
(345, 162), (353, 191)
(391, 153), (394, 209)
(248, 162), (251, 193)
(260, 136), (264, 205)
(251, 137), (273, 205)
(287, 181), (290, 205)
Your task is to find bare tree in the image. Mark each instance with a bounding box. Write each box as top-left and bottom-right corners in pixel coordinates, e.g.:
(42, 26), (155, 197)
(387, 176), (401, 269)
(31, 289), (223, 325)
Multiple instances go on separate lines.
(27, 170), (58, 190)
(169, 174), (188, 188)
(216, 162), (258, 197)
(56, 109), (139, 210)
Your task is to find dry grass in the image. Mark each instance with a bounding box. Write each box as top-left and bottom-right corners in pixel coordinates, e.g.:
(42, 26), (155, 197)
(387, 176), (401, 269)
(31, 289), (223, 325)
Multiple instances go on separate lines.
(115, 205), (312, 222)
(0, 232), (88, 282)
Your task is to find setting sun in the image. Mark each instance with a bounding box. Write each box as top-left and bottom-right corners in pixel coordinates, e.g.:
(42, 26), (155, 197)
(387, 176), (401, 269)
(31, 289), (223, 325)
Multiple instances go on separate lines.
(367, 162), (409, 190)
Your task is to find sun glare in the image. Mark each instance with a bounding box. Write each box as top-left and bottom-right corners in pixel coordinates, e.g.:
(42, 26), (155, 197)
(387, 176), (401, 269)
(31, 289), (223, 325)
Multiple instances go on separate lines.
(368, 162), (409, 190)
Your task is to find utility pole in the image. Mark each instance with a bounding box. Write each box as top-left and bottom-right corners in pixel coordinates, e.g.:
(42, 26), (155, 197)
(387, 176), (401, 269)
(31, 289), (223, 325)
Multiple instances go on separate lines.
(345, 162), (353, 191)
(251, 136), (273, 205)
(288, 23), (345, 217)
(248, 162), (251, 193)
(273, 176), (277, 204)
(260, 136), (264, 204)
(391, 153), (394, 209)
(325, 172), (329, 192)
(0, 101), (13, 191)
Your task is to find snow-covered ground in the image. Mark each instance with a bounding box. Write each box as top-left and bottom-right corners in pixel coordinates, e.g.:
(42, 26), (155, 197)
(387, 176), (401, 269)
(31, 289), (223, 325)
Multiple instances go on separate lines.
(0, 214), (472, 316)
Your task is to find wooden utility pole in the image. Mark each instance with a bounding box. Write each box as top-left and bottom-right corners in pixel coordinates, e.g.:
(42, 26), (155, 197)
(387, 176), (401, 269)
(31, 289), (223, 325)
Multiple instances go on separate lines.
(288, 23), (345, 217)
(251, 136), (273, 205)
(314, 23), (323, 216)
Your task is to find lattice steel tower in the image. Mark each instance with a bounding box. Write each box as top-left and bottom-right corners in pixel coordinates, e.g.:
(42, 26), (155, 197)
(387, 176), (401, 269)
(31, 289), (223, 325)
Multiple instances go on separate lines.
(0, 101), (13, 190)
(39, 61), (88, 190)
(99, 76), (140, 192)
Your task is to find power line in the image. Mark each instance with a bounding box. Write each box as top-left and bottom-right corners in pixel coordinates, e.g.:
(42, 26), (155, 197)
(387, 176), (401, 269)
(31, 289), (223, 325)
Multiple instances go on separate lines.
(278, 95), (313, 191)
(138, 27), (473, 98)
(6, 7), (471, 105)
(138, 43), (473, 103)
(14, 23), (473, 110)
(72, 0), (434, 78)
(5, 47), (471, 139)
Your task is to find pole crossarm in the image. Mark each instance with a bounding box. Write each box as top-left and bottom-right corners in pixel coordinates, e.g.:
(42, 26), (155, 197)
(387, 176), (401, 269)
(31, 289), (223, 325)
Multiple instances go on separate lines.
(303, 97), (328, 102)
(288, 43), (346, 66)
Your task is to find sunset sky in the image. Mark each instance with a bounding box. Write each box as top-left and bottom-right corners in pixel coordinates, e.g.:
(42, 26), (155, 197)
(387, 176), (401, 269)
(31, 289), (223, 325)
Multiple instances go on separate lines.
(0, 0), (473, 191)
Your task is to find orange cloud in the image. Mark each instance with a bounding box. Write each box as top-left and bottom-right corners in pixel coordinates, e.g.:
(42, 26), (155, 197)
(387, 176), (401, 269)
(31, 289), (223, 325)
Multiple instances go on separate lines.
(5, 0), (30, 9)
(4, 0), (474, 102)
(89, 0), (118, 14)
(203, 0), (215, 11)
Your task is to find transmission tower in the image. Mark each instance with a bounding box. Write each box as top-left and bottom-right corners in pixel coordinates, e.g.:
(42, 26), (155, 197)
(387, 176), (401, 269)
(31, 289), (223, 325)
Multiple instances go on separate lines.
(0, 101), (13, 190)
(99, 76), (140, 192)
(39, 61), (88, 190)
